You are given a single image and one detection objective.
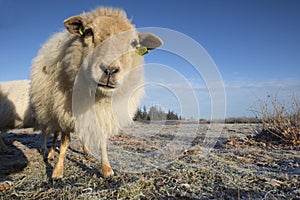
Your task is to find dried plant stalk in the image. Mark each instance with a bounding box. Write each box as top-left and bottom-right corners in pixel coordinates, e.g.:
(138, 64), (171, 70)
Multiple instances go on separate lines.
(251, 94), (300, 144)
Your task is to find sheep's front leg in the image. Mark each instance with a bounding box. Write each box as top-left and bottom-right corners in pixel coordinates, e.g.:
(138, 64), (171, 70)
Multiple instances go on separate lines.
(100, 138), (114, 178)
(52, 132), (70, 179)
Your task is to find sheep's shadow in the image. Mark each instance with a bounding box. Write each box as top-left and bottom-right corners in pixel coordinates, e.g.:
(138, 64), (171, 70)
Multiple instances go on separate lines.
(0, 131), (55, 181)
(0, 129), (124, 189)
(0, 132), (29, 182)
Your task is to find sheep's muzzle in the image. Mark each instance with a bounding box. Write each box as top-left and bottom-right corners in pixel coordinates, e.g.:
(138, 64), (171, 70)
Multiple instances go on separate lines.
(97, 82), (117, 89)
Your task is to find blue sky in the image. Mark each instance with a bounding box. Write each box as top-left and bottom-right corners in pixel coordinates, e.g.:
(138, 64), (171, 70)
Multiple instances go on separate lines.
(0, 0), (299, 118)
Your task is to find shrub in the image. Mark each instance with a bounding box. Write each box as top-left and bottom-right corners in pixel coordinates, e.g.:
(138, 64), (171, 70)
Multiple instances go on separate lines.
(252, 95), (300, 145)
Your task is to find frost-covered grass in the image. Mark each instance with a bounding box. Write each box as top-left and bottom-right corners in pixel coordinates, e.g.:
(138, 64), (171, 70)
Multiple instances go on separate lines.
(0, 123), (299, 199)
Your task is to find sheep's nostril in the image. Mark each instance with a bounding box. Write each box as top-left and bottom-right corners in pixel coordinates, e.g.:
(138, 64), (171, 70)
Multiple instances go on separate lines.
(102, 66), (120, 76)
(110, 67), (120, 74)
(103, 68), (109, 75)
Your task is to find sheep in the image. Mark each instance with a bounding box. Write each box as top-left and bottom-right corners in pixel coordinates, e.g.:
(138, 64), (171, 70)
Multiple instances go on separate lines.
(0, 80), (34, 152)
(30, 7), (163, 179)
(0, 87), (12, 152)
(0, 80), (33, 129)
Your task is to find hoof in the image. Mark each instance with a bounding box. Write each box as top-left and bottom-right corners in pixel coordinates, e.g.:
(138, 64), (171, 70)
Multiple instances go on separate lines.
(52, 173), (63, 180)
(101, 164), (114, 178)
(82, 145), (90, 156)
(47, 150), (55, 160)
(52, 168), (63, 179)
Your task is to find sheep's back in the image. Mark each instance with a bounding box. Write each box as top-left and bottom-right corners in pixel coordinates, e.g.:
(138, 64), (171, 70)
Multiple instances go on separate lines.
(30, 32), (76, 133)
(0, 80), (33, 129)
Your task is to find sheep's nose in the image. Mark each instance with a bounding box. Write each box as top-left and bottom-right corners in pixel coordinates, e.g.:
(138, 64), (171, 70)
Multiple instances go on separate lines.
(101, 66), (120, 76)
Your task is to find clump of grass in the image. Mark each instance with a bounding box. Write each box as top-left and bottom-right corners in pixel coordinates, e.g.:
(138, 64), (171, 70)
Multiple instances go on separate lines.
(252, 95), (300, 145)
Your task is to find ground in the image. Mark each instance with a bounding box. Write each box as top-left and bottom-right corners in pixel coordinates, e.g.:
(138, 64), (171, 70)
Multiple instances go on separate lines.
(0, 122), (299, 199)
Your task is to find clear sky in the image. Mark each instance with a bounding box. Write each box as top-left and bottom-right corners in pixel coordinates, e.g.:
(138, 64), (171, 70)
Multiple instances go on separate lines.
(0, 0), (299, 119)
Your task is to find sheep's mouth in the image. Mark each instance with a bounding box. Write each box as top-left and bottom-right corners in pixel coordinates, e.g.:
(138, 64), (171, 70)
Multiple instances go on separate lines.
(97, 83), (117, 89)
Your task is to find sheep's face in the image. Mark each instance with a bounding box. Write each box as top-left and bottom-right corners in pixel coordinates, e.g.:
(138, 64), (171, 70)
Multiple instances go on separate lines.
(64, 14), (162, 96)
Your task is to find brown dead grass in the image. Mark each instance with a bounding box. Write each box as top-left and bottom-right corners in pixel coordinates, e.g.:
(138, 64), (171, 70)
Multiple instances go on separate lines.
(252, 95), (300, 146)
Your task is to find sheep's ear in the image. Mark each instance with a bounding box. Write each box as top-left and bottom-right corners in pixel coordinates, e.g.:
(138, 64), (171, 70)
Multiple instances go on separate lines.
(64, 16), (88, 37)
(138, 33), (163, 50)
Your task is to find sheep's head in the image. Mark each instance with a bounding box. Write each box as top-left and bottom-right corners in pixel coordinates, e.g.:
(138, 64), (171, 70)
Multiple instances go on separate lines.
(64, 8), (163, 96)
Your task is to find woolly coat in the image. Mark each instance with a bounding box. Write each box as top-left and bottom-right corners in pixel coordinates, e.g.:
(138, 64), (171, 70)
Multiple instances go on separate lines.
(0, 80), (33, 130)
(30, 7), (145, 139)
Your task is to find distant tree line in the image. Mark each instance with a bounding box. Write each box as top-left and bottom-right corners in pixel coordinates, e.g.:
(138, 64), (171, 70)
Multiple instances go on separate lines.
(134, 106), (263, 123)
(134, 105), (181, 121)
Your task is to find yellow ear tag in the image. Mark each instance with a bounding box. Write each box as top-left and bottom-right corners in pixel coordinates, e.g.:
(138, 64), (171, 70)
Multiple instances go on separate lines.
(79, 26), (84, 36)
(136, 44), (148, 56)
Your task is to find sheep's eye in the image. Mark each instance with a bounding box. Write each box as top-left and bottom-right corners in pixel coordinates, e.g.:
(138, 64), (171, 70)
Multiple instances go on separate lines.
(131, 39), (138, 47)
(84, 28), (93, 37)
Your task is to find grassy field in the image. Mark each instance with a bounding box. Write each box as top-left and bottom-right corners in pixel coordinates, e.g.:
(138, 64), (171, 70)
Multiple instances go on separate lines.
(0, 122), (299, 199)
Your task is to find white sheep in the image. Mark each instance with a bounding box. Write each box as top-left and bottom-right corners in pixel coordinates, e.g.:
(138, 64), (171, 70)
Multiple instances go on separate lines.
(30, 7), (162, 179)
(0, 80), (34, 152)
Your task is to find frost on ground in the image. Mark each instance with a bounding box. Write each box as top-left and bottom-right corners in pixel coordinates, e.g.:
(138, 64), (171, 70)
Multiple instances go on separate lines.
(0, 122), (299, 199)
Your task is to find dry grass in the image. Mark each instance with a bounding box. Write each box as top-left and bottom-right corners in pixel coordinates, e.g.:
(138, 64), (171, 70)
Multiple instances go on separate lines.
(252, 95), (300, 147)
(0, 123), (299, 199)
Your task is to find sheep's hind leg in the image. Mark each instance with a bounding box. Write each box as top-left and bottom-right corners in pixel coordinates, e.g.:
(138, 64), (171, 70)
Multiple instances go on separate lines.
(48, 131), (59, 160)
(52, 132), (70, 179)
(40, 129), (48, 159)
(100, 138), (114, 178)
(82, 138), (89, 155)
